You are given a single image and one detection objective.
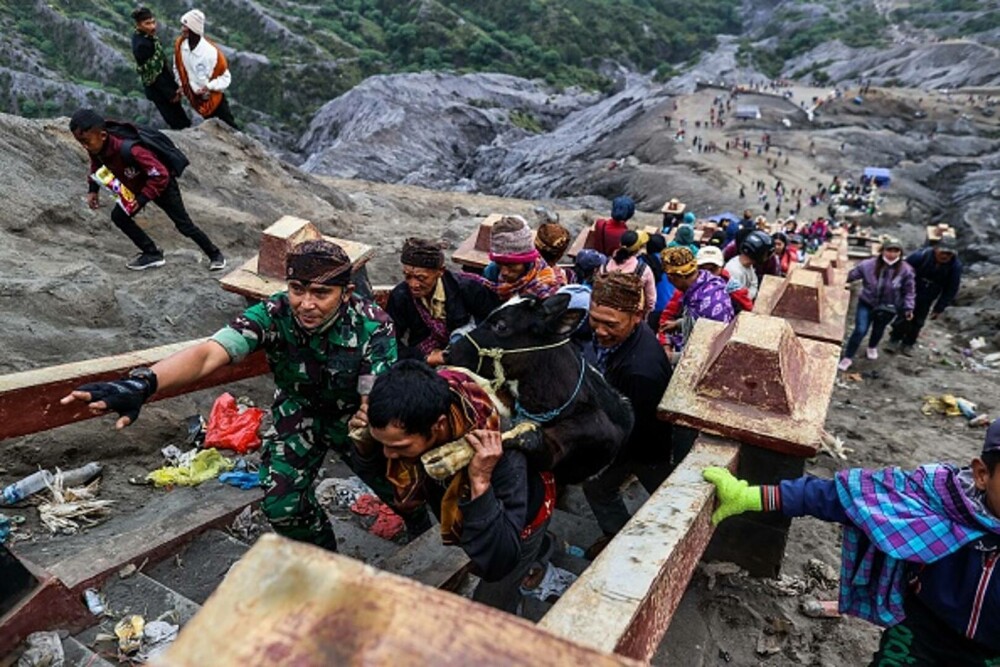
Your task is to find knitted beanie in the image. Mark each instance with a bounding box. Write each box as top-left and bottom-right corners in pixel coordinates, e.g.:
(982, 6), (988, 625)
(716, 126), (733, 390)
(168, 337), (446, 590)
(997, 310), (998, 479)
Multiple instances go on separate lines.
(534, 222), (571, 260)
(400, 238), (445, 269)
(592, 272), (645, 313)
(181, 9), (205, 35)
(490, 216), (537, 264)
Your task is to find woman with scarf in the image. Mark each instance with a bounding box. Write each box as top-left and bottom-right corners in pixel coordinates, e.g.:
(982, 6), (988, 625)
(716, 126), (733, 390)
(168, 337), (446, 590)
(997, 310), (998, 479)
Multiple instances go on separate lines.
(839, 238), (916, 371)
(602, 230), (656, 318)
(482, 216), (563, 302)
(660, 246), (734, 357)
(704, 419), (1000, 665)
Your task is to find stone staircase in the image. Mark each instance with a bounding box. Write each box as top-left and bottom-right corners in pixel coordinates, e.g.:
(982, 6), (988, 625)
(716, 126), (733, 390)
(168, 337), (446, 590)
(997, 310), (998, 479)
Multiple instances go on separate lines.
(53, 482), (625, 665)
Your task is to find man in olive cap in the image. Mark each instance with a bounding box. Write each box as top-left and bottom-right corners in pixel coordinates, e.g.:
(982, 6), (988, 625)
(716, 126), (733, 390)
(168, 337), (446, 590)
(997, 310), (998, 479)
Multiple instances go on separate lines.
(386, 237), (498, 365)
(888, 235), (963, 356)
(582, 272), (677, 556)
(62, 240), (397, 551)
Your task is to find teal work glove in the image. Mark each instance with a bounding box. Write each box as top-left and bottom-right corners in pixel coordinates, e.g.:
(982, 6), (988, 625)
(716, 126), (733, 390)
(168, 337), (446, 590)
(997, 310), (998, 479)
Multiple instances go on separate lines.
(703, 467), (763, 525)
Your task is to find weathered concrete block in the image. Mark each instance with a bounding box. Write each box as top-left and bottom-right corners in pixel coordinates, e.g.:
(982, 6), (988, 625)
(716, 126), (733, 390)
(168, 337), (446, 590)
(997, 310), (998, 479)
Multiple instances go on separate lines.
(453, 214), (512, 271)
(566, 224), (595, 260)
(803, 253), (847, 287)
(258, 216), (324, 279)
(755, 268), (849, 344)
(659, 312), (839, 457)
(926, 223), (956, 243)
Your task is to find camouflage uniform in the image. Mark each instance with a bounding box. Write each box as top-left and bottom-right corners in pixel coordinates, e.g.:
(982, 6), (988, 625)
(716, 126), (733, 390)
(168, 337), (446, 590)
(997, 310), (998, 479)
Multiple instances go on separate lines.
(212, 292), (397, 550)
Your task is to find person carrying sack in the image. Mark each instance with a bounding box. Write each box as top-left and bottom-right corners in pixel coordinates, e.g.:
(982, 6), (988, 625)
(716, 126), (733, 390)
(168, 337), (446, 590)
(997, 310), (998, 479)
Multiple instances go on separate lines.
(173, 9), (238, 129)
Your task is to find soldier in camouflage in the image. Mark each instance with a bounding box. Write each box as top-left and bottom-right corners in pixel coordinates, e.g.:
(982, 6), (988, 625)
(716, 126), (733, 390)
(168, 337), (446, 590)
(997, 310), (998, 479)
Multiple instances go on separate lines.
(61, 240), (397, 551)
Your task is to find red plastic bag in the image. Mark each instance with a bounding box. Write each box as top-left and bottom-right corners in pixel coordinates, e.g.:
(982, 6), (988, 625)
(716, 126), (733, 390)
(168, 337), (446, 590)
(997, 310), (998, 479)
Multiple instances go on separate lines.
(204, 393), (264, 454)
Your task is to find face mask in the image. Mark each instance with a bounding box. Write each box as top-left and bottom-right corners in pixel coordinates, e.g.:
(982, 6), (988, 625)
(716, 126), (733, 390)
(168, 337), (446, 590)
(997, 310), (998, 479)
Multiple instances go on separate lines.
(883, 255), (900, 265)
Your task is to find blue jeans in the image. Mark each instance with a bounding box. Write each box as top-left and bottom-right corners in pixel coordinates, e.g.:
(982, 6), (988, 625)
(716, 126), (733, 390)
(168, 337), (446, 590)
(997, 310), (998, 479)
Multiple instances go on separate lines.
(843, 302), (890, 359)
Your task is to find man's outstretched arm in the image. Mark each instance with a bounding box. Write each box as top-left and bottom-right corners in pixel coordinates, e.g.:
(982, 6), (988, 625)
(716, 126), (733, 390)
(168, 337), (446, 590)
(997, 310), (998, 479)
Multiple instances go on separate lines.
(60, 339), (232, 429)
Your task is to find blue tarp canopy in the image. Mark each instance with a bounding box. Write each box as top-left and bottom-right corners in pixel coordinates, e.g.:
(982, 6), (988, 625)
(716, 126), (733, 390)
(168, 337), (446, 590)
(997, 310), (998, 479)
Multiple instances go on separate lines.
(709, 211), (740, 223)
(863, 167), (892, 186)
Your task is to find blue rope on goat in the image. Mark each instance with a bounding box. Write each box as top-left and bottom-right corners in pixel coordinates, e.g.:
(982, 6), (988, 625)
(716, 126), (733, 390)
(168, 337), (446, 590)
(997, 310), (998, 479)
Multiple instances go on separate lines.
(514, 354), (587, 424)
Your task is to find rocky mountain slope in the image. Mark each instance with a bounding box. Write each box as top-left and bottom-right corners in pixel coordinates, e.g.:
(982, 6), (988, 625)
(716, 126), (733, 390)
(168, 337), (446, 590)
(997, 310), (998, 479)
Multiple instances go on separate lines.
(1, 91), (999, 665)
(2, 0), (996, 161)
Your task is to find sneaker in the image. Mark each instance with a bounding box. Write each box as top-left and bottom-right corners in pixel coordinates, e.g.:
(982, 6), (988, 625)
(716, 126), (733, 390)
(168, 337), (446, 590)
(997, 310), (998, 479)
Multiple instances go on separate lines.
(901, 344), (915, 357)
(885, 340), (900, 354)
(126, 252), (165, 271)
(837, 357), (853, 372)
(866, 347), (878, 360)
(208, 253), (227, 271)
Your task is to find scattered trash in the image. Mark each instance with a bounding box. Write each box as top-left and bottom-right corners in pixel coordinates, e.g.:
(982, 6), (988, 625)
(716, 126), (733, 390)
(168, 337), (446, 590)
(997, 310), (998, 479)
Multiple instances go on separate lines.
(218, 471), (261, 490)
(118, 563), (137, 579)
(563, 543), (586, 559)
(115, 614), (145, 654)
(184, 414), (206, 446)
(755, 615), (791, 656)
(161, 445), (185, 465)
(146, 448), (234, 488)
(845, 372), (863, 383)
(764, 574), (811, 596)
(15, 631), (63, 667)
(316, 476), (373, 510)
(349, 494), (404, 539)
(2, 462), (103, 506)
(969, 414), (991, 427)
(699, 561), (745, 591)
(969, 336), (987, 350)
(819, 430), (853, 461)
(137, 620), (179, 662)
(83, 588), (105, 615)
(38, 475), (113, 534)
(204, 393), (264, 454)
(800, 597), (841, 619)
(230, 505), (268, 543)
(0, 513), (25, 544)
(921, 394), (974, 418)
(805, 558), (839, 589)
(983, 352), (1000, 366)
(519, 562), (578, 602)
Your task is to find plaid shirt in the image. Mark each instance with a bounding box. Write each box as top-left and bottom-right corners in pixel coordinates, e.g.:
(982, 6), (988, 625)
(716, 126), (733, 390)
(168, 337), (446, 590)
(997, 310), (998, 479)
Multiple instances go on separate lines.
(833, 465), (1000, 627)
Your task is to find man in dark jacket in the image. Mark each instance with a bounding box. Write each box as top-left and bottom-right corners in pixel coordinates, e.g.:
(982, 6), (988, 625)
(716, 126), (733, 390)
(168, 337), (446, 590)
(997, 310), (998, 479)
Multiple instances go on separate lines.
(130, 7), (190, 130)
(888, 236), (963, 356)
(582, 272), (678, 555)
(70, 108), (225, 271)
(704, 419), (1000, 665)
(354, 360), (554, 613)
(386, 238), (499, 364)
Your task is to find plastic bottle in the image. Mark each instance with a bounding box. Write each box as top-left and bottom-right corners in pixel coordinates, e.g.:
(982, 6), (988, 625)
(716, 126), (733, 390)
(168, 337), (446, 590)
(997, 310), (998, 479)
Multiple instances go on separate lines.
(1, 462), (103, 506)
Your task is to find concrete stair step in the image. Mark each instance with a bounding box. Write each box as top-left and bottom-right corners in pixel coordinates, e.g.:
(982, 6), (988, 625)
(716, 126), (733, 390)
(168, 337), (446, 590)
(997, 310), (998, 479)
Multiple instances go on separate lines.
(145, 529), (250, 605)
(61, 635), (116, 667)
(74, 572), (200, 648)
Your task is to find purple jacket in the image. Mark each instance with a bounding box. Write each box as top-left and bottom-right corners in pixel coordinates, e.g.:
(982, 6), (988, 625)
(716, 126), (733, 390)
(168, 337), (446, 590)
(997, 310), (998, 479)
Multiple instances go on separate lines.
(847, 257), (916, 312)
(682, 270), (735, 323)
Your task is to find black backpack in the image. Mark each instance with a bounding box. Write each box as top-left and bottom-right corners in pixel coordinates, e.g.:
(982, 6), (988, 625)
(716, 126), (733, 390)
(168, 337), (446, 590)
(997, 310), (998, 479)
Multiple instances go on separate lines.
(106, 120), (190, 178)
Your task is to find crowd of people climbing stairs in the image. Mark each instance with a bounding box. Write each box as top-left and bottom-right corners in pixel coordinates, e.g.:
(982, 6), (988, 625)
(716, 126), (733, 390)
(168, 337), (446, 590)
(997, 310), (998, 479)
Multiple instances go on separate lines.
(54, 7), (998, 664)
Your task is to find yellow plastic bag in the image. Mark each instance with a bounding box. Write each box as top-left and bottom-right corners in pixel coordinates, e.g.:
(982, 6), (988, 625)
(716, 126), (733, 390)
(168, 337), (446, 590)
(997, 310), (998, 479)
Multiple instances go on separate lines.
(921, 394), (975, 418)
(146, 449), (234, 488)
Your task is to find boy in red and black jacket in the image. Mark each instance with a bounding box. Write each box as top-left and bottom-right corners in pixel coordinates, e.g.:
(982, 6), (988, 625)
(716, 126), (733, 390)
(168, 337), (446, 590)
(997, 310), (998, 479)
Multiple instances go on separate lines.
(70, 108), (225, 272)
